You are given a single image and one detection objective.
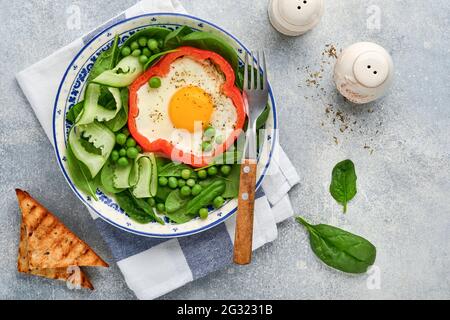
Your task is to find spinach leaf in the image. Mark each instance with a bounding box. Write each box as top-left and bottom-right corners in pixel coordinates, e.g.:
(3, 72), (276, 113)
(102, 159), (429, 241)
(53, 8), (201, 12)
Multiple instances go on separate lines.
(115, 190), (155, 224)
(143, 49), (179, 70)
(187, 180), (226, 214)
(105, 88), (128, 132)
(65, 143), (98, 200)
(165, 189), (189, 213)
(159, 162), (191, 177)
(180, 31), (238, 71)
(164, 207), (194, 224)
(330, 160), (357, 213)
(122, 27), (171, 49)
(222, 165), (240, 198)
(164, 26), (194, 49)
(156, 156), (171, 171)
(256, 104), (270, 130)
(87, 34), (120, 82)
(66, 101), (84, 124)
(155, 185), (172, 202)
(100, 160), (124, 194)
(131, 195), (164, 225)
(296, 217), (376, 274)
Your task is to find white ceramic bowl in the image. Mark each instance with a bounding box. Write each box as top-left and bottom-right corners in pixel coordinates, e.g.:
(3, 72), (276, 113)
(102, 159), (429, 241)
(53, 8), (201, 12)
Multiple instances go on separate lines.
(53, 13), (277, 238)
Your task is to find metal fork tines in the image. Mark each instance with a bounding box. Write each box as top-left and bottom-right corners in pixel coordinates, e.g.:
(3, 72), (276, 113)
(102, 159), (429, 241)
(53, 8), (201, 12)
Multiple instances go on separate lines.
(243, 50), (269, 160)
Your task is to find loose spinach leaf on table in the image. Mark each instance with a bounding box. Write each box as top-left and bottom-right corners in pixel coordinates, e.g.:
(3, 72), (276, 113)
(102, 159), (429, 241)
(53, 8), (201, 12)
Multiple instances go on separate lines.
(66, 101), (84, 124)
(65, 143), (98, 200)
(115, 190), (157, 224)
(180, 31), (239, 71)
(296, 217), (376, 274)
(87, 34), (120, 82)
(329, 159), (357, 213)
(164, 26), (194, 49)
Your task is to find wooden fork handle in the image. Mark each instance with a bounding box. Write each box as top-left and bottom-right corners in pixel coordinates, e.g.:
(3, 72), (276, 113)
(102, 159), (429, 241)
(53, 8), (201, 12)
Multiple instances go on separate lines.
(233, 158), (257, 265)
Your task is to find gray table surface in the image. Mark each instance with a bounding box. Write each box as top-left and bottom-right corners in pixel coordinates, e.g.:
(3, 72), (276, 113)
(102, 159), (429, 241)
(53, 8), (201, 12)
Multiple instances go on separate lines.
(1, 0), (449, 300)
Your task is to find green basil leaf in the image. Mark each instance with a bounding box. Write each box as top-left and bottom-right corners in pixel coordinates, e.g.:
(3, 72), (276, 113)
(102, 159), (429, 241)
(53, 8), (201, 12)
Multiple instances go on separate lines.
(296, 217), (376, 274)
(329, 159), (357, 213)
(164, 26), (194, 49)
(180, 31), (239, 71)
(66, 101), (84, 124)
(65, 143), (98, 200)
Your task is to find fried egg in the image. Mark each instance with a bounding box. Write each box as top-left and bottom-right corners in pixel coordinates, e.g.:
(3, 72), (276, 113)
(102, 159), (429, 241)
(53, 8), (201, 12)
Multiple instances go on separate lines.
(135, 56), (238, 158)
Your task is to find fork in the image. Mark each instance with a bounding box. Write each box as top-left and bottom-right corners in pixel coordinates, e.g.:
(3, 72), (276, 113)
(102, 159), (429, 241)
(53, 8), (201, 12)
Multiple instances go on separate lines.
(233, 51), (269, 265)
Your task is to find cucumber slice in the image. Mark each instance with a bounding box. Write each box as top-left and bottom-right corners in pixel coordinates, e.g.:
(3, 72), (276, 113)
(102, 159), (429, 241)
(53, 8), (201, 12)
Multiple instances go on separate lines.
(100, 161), (125, 194)
(131, 153), (158, 198)
(132, 157), (152, 198)
(113, 161), (133, 189)
(92, 56), (143, 87)
(68, 122), (115, 178)
(76, 84), (122, 125)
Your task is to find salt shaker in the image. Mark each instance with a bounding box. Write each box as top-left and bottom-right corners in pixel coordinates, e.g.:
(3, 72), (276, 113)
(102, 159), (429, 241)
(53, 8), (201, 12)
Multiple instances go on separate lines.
(334, 42), (394, 104)
(268, 0), (324, 36)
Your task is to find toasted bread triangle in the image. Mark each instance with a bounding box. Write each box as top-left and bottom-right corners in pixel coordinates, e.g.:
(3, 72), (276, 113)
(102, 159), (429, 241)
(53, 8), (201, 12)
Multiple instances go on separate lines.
(18, 221), (94, 289)
(15, 189), (108, 270)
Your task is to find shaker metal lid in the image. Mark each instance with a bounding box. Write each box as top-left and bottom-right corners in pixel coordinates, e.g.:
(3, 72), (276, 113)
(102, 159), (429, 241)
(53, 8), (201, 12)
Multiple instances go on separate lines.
(269, 0), (324, 36)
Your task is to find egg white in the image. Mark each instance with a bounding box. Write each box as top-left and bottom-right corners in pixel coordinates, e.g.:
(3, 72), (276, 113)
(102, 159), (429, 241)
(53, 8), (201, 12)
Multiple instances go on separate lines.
(135, 56), (238, 158)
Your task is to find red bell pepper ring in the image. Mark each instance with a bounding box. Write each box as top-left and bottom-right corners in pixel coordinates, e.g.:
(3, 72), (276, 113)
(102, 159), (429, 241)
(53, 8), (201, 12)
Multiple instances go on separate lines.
(128, 46), (245, 167)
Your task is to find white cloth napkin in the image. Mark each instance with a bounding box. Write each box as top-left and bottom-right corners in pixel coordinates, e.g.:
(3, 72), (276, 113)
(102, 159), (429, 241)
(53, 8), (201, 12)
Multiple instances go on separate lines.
(16, 0), (300, 299)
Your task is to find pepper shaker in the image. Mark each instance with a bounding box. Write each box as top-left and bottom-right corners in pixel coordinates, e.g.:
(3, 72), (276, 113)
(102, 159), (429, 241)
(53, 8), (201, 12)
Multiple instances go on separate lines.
(268, 0), (324, 36)
(334, 42), (394, 104)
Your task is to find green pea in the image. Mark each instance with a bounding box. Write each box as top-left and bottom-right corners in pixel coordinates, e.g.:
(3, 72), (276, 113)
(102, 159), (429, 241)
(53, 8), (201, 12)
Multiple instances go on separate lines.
(177, 179), (186, 188)
(213, 196), (225, 209)
(220, 165), (231, 176)
(148, 77), (161, 88)
(126, 147), (139, 159)
(215, 135), (224, 144)
(158, 176), (168, 186)
(168, 177), (178, 189)
(121, 46), (131, 56)
(180, 186), (191, 197)
(139, 55), (148, 64)
(147, 38), (158, 51)
(110, 150), (119, 162)
(142, 47), (151, 57)
(204, 127), (215, 139)
(202, 141), (212, 152)
(131, 49), (141, 57)
(138, 36), (148, 47)
(199, 208), (209, 219)
(119, 148), (127, 157)
(156, 203), (165, 212)
(116, 133), (127, 145)
(181, 169), (191, 180)
(186, 178), (196, 187)
(121, 128), (130, 136)
(147, 197), (156, 207)
(130, 41), (139, 51)
(207, 166), (218, 176)
(191, 184), (202, 196)
(197, 169), (207, 180)
(117, 157), (129, 167)
(126, 137), (136, 148)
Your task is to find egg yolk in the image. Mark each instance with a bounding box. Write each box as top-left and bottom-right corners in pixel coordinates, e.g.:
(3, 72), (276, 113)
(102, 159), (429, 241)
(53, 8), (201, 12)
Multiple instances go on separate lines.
(169, 86), (214, 133)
